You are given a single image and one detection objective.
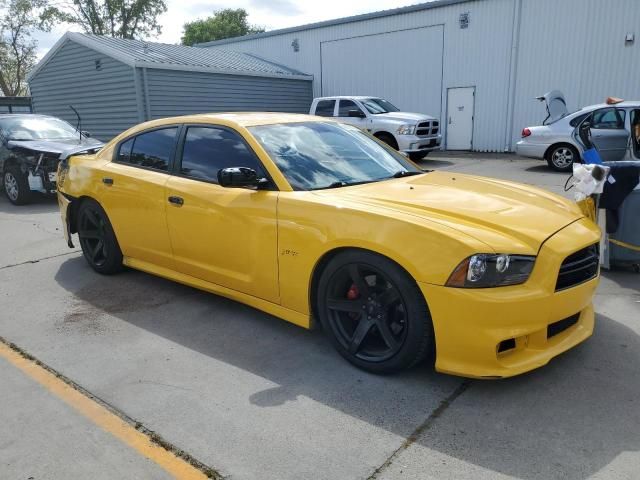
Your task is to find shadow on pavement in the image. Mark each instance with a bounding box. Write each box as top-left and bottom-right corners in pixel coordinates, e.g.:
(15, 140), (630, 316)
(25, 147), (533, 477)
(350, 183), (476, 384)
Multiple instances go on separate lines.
(54, 257), (639, 479)
(0, 192), (58, 214)
(54, 257), (461, 436)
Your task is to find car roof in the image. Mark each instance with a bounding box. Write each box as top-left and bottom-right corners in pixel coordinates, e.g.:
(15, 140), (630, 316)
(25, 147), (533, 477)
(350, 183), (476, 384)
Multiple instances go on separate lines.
(123, 113), (335, 133)
(579, 101), (640, 111)
(314, 96), (378, 101)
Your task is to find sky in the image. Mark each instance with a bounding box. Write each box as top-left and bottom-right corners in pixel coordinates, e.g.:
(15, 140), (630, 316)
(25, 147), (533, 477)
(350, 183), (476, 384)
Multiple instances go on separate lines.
(34, 0), (424, 57)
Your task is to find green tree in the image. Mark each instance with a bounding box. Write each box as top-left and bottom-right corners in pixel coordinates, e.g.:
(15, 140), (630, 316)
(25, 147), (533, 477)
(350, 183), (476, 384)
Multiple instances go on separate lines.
(54, 0), (167, 39)
(181, 8), (264, 46)
(0, 0), (57, 96)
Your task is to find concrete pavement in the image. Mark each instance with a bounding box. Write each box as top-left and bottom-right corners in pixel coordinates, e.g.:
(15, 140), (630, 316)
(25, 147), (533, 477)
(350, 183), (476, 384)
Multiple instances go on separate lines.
(0, 154), (638, 479)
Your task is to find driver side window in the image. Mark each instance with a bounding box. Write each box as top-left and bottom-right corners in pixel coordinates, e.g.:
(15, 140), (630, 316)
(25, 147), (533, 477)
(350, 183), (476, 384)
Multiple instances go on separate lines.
(338, 100), (364, 118)
(179, 127), (266, 183)
(592, 108), (626, 129)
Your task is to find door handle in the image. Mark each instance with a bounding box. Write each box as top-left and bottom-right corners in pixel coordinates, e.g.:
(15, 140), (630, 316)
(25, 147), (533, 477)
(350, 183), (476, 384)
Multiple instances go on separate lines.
(448, 117), (452, 124)
(102, 177), (114, 185)
(168, 195), (184, 206)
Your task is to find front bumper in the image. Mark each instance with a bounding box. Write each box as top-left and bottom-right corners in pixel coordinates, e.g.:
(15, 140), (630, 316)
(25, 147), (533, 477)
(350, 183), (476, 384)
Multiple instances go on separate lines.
(422, 218), (600, 379)
(516, 140), (547, 160)
(398, 134), (442, 153)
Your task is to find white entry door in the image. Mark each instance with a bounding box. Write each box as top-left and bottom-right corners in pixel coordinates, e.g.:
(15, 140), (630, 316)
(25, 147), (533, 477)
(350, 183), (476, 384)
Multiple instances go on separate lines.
(446, 87), (475, 150)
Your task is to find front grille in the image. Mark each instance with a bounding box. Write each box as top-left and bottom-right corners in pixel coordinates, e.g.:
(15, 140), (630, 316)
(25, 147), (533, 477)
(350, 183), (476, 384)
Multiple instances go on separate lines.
(547, 313), (580, 338)
(555, 244), (599, 291)
(417, 121), (431, 137)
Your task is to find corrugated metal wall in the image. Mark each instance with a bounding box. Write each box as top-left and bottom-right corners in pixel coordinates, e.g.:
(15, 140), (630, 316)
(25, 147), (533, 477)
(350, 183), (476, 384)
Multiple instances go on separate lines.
(320, 26), (444, 120)
(512, 0), (640, 144)
(204, 0), (640, 152)
(204, 0), (516, 152)
(144, 69), (312, 119)
(29, 41), (140, 140)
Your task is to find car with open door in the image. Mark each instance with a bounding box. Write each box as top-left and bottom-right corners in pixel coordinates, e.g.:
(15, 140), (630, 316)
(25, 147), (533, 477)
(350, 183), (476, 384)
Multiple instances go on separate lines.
(57, 113), (600, 378)
(516, 91), (640, 171)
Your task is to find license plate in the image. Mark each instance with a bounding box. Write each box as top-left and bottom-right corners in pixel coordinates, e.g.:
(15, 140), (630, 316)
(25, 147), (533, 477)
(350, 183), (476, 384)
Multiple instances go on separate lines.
(48, 172), (57, 182)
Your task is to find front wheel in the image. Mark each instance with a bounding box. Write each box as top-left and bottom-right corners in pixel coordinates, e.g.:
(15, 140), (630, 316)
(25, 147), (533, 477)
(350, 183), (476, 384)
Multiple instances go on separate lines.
(409, 151), (429, 161)
(546, 145), (578, 172)
(316, 250), (434, 374)
(3, 165), (32, 205)
(77, 199), (123, 274)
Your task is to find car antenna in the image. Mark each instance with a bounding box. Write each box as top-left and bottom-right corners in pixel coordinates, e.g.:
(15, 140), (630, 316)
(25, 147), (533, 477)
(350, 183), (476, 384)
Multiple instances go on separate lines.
(69, 105), (82, 142)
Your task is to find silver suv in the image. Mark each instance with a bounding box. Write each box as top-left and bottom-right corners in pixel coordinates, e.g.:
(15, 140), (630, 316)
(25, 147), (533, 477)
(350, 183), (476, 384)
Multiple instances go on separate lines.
(310, 96), (441, 160)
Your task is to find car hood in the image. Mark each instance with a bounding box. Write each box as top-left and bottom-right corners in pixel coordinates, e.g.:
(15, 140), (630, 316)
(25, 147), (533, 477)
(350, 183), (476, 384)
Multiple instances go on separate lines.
(7, 138), (103, 157)
(374, 111), (437, 123)
(318, 171), (583, 254)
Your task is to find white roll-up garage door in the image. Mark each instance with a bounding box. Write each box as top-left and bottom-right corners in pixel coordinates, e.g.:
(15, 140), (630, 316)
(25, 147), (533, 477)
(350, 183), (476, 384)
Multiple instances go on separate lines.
(320, 25), (444, 118)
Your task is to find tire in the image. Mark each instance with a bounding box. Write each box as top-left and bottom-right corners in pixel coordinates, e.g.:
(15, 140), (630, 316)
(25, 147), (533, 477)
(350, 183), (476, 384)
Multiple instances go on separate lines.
(376, 133), (399, 151)
(546, 144), (578, 172)
(409, 151), (429, 161)
(77, 199), (123, 275)
(3, 165), (32, 205)
(316, 249), (434, 374)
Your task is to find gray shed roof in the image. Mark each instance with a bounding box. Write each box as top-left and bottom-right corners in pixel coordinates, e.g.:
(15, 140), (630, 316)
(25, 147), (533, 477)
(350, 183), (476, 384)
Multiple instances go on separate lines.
(196, 0), (472, 47)
(29, 32), (312, 81)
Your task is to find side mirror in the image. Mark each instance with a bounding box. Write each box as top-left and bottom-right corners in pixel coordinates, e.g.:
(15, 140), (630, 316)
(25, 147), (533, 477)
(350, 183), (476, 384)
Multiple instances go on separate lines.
(218, 167), (268, 189)
(348, 109), (366, 118)
(81, 131), (92, 138)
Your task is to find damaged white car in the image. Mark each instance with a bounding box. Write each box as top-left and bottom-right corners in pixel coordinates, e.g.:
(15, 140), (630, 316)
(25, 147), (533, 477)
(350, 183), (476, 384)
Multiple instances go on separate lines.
(0, 114), (103, 205)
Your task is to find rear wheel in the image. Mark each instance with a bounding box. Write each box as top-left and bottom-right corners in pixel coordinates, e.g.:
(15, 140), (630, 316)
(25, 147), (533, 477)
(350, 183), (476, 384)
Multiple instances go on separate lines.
(3, 165), (31, 205)
(316, 250), (434, 374)
(409, 151), (429, 161)
(77, 199), (123, 274)
(546, 145), (578, 172)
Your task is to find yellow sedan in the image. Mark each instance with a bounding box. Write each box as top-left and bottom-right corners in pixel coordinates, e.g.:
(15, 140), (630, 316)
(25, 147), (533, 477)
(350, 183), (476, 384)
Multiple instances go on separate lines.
(56, 113), (600, 378)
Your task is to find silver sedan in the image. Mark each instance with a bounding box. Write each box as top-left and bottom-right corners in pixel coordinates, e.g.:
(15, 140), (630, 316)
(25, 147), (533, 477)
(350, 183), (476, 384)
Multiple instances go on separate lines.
(516, 91), (640, 172)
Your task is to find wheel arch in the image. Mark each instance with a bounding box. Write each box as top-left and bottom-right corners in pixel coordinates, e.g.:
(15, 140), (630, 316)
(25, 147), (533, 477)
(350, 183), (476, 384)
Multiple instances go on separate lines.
(308, 246), (427, 329)
(373, 131), (399, 150)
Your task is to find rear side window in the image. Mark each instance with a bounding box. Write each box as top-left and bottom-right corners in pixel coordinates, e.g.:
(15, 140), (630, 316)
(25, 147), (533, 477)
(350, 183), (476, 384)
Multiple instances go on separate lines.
(569, 113), (589, 127)
(314, 100), (336, 117)
(180, 127), (266, 183)
(592, 108), (626, 129)
(117, 127), (178, 171)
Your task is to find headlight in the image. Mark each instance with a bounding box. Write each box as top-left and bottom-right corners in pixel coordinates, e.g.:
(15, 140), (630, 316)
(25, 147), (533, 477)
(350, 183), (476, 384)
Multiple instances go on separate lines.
(396, 124), (416, 135)
(446, 254), (536, 288)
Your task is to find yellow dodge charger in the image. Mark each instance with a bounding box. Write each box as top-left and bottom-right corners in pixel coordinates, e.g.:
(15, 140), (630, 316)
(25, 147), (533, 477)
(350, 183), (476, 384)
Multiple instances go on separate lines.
(56, 113), (600, 378)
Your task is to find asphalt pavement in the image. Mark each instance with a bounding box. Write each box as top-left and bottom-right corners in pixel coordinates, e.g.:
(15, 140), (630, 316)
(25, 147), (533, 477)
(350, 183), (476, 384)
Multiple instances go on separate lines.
(0, 153), (638, 480)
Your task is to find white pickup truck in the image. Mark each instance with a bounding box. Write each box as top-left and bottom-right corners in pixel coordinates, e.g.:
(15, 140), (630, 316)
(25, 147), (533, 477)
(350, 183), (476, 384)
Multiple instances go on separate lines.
(309, 96), (441, 160)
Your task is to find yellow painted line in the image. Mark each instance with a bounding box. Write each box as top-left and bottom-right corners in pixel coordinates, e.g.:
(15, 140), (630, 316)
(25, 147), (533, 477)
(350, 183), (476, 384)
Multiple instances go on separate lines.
(0, 342), (210, 480)
(609, 238), (640, 253)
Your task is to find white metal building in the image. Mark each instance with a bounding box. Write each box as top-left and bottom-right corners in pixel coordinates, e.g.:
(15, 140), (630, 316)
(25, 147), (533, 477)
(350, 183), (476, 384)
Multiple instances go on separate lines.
(199, 0), (640, 152)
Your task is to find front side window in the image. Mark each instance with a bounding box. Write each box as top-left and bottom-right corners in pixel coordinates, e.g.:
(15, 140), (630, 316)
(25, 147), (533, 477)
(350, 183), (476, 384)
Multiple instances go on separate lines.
(314, 100), (336, 117)
(338, 100), (364, 117)
(118, 127), (178, 171)
(249, 122), (422, 191)
(180, 127), (266, 183)
(592, 108), (626, 129)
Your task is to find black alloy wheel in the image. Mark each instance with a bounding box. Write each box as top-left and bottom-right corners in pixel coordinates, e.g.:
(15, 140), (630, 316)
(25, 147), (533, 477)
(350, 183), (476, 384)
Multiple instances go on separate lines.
(77, 199), (123, 274)
(317, 250), (433, 373)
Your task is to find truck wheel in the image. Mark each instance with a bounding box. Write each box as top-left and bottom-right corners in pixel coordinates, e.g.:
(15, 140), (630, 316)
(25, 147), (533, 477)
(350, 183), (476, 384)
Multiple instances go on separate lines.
(376, 133), (399, 151)
(3, 165), (32, 205)
(409, 152), (429, 161)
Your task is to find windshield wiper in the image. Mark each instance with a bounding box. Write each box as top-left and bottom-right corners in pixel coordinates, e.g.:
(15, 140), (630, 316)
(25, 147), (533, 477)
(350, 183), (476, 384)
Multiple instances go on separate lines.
(315, 179), (376, 190)
(391, 170), (424, 178)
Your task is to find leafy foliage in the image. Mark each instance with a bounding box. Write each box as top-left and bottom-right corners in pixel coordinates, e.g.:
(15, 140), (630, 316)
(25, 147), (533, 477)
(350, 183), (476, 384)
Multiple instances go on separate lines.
(53, 0), (167, 39)
(182, 8), (264, 46)
(0, 0), (58, 96)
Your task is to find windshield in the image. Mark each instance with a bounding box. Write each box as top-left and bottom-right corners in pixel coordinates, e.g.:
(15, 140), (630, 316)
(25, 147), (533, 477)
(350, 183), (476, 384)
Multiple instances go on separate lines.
(0, 116), (79, 141)
(249, 122), (423, 191)
(361, 98), (400, 114)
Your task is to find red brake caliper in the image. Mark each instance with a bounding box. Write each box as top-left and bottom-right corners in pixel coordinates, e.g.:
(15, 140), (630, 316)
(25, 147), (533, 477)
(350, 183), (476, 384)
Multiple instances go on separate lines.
(346, 284), (360, 319)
